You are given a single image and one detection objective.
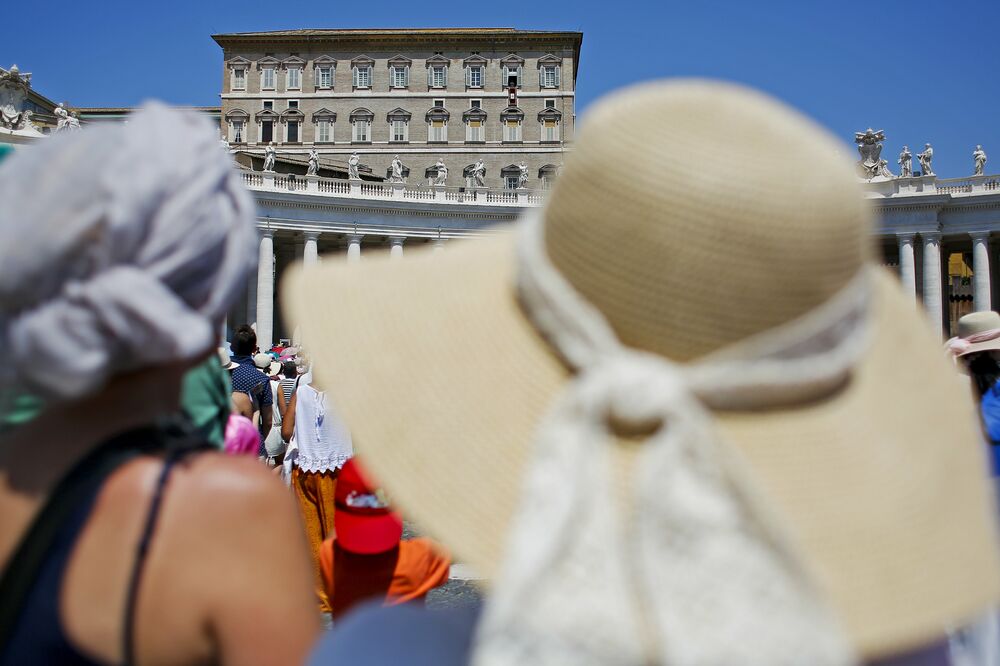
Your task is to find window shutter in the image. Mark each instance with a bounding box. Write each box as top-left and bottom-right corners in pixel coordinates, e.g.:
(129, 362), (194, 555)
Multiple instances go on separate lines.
(465, 66), (471, 87)
(554, 65), (560, 87)
(352, 66), (358, 87)
(443, 66), (448, 87)
(427, 66), (432, 87)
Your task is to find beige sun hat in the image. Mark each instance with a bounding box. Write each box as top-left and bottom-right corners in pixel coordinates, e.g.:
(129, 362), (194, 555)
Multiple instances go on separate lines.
(947, 310), (1000, 358)
(283, 80), (1000, 659)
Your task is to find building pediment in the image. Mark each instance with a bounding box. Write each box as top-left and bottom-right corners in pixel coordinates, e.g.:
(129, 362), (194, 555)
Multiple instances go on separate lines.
(538, 107), (562, 121)
(225, 107), (251, 120)
(312, 108), (336, 121)
(499, 53), (525, 66)
(425, 106), (450, 121)
(500, 106), (524, 120)
(537, 53), (563, 66)
(313, 55), (337, 66)
(257, 56), (280, 69)
(226, 56), (252, 70)
(255, 108), (279, 120)
(386, 107), (412, 121)
(424, 54), (451, 67)
(463, 107), (488, 121)
(349, 107), (374, 121)
(279, 108), (305, 120)
(387, 54), (412, 67)
(463, 54), (488, 67)
(281, 55), (306, 68)
(351, 55), (375, 67)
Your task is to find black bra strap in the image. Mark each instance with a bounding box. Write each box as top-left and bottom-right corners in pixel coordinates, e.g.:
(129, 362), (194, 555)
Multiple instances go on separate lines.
(121, 448), (186, 666)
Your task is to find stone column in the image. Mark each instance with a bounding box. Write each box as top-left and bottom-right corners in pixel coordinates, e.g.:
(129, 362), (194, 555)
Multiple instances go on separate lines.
(389, 236), (405, 260)
(896, 233), (917, 300)
(347, 234), (363, 264)
(971, 231), (992, 312)
(303, 231), (319, 269)
(256, 229), (274, 350)
(922, 231), (943, 335)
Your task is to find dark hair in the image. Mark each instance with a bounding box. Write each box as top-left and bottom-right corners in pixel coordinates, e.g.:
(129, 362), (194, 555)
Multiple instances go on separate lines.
(232, 324), (257, 356)
(966, 352), (1000, 398)
(283, 360), (297, 379)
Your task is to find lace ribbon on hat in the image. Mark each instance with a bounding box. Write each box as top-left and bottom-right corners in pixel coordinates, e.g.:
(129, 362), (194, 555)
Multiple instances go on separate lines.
(470, 211), (866, 666)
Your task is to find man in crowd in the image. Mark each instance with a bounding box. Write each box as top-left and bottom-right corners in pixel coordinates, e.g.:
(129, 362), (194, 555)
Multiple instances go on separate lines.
(229, 324), (273, 445)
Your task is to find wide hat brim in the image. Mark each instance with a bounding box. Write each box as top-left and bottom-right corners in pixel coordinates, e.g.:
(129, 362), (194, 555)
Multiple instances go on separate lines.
(283, 232), (1000, 658)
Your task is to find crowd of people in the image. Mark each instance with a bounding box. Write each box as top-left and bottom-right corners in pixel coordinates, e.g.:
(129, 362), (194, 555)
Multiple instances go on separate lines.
(3, 83), (1000, 665)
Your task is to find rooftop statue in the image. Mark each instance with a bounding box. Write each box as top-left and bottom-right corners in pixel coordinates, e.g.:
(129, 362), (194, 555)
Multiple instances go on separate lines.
(974, 145), (988, 176)
(390, 155), (404, 182)
(307, 148), (319, 176)
(918, 143), (934, 176)
(898, 146), (913, 178)
(854, 128), (892, 179)
(434, 159), (448, 185)
(518, 161), (530, 188)
(263, 142), (276, 172)
(0, 65), (42, 135)
(472, 159), (487, 188)
(348, 152), (360, 180)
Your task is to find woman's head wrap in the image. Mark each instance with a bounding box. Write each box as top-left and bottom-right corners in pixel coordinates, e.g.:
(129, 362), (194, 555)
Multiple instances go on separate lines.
(0, 102), (258, 400)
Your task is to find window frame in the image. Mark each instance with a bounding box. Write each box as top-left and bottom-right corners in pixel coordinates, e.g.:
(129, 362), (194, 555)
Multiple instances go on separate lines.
(232, 68), (246, 91)
(391, 65), (409, 89)
(261, 67), (276, 91)
(316, 119), (332, 143)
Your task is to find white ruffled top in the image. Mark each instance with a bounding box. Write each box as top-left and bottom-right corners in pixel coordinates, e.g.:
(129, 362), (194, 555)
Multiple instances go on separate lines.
(291, 384), (353, 473)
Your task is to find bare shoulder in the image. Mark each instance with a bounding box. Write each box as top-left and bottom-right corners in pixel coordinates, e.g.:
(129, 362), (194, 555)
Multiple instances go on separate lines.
(170, 453), (297, 521)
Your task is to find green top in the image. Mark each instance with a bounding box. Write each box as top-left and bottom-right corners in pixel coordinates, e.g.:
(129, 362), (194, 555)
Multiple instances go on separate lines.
(180, 357), (232, 449)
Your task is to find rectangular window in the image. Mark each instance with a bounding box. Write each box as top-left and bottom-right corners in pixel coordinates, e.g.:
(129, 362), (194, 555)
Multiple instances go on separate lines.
(391, 120), (407, 142)
(261, 120), (273, 143)
(353, 120), (370, 142)
(429, 120), (447, 142)
(288, 100), (298, 109)
(261, 67), (275, 90)
(503, 65), (521, 88)
(545, 99), (556, 109)
(353, 66), (372, 88)
(466, 66), (483, 88)
(505, 175), (520, 190)
(470, 99), (481, 109)
(391, 66), (408, 88)
(430, 65), (447, 88)
(233, 68), (246, 90)
(263, 100), (273, 110)
(433, 99), (445, 108)
(541, 65), (558, 88)
(286, 121), (299, 142)
(504, 120), (521, 142)
(232, 121), (244, 143)
(466, 120), (482, 142)
(317, 120), (331, 143)
(287, 67), (301, 90)
(543, 119), (559, 142)
(317, 67), (333, 89)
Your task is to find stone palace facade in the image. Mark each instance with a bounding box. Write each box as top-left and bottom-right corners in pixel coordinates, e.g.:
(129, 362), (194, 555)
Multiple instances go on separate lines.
(213, 28), (582, 190)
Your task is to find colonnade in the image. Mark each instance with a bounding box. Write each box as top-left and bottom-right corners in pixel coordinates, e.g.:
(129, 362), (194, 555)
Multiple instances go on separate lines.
(894, 231), (992, 335)
(248, 229), (442, 347)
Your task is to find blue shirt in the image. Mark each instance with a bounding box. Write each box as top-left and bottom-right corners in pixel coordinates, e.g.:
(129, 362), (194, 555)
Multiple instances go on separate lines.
(230, 355), (273, 407)
(980, 384), (1000, 476)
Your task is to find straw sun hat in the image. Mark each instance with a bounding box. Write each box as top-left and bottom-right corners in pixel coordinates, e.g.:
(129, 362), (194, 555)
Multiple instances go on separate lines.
(284, 80), (1000, 658)
(947, 310), (1000, 358)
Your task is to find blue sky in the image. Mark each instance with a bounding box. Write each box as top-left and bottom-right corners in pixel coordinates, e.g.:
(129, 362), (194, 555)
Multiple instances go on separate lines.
(6, 0), (998, 177)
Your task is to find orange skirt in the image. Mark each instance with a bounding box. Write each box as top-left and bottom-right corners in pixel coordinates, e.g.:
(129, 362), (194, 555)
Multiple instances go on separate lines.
(292, 466), (339, 612)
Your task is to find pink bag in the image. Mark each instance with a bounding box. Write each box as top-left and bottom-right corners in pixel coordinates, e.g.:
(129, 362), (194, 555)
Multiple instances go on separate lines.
(224, 414), (259, 455)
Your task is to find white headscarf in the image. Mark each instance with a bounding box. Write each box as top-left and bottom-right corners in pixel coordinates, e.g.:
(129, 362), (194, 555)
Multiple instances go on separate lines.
(0, 102), (257, 400)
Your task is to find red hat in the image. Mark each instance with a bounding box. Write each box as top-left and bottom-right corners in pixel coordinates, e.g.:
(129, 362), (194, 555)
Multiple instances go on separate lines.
(334, 458), (404, 554)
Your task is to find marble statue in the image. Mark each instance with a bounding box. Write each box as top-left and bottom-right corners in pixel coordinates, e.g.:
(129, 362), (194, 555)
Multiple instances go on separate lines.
(390, 155), (404, 182)
(0, 65), (37, 134)
(348, 152), (360, 180)
(898, 146), (913, 178)
(854, 128), (892, 178)
(434, 159), (448, 185)
(471, 159), (486, 188)
(263, 142), (276, 172)
(974, 145), (987, 176)
(517, 161), (529, 188)
(918, 143), (934, 176)
(307, 148), (319, 176)
(67, 112), (81, 131)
